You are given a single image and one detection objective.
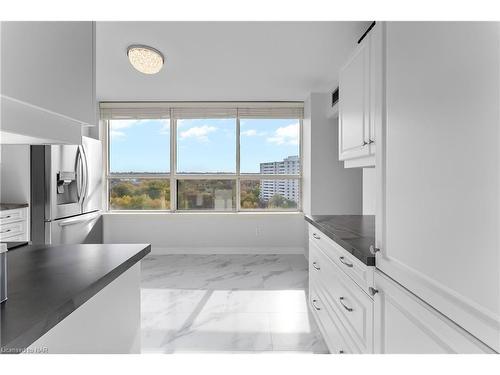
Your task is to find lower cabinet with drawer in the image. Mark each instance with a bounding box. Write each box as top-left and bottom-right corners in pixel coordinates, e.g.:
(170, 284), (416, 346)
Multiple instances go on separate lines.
(309, 238), (374, 353)
(0, 207), (29, 241)
(307, 223), (495, 354)
(310, 283), (353, 354)
(309, 224), (374, 295)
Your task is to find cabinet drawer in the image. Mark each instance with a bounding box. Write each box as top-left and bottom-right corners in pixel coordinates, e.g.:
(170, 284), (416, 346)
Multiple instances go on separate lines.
(310, 241), (374, 353)
(1, 233), (25, 241)
(310, 283), (353, 354)
(0, 220), (26, 240)
(0, 208), (26, 225)
(309, 224), (374, 294)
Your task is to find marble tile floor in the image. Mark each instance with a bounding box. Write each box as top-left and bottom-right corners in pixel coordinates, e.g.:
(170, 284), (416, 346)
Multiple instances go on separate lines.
(141, 254), (329, 353)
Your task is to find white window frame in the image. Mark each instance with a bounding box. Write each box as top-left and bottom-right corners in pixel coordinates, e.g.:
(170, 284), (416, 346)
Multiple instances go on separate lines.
(103, 103), (303, 213)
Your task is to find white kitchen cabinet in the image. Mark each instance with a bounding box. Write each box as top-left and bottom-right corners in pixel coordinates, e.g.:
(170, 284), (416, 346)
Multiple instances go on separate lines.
(0, 207), (28, 241)
(338, 40), (370, 161)
(310, 283), (353, 354)
(0, 22), (96, 144)
(373, 270), (493, 354)
(375, 22), (500, 351)
(309, 224), (374, 295)
(339, 22), (382, 168)
(308, 225), (375, 354)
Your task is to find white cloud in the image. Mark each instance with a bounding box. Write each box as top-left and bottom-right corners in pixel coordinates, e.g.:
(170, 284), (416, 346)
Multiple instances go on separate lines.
(110, 120), (139, 130)
(241, 129), (267, 137)
(110, 130), (126, 138)
(267, 123), (299, 145)
(158, 120), (170, 135)
(109, 119), (170, 138)
(241, 129), (257, 136)
(179, 125), (217, 142)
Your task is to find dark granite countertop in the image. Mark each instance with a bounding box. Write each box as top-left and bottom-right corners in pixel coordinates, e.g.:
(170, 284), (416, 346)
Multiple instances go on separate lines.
(0, 243), (151, 353)
(305, 215), (376, 266)
(0, 203), (29, 211)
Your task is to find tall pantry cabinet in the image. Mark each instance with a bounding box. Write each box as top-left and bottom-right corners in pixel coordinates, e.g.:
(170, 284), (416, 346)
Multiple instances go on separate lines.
(374, 22), (500, 352)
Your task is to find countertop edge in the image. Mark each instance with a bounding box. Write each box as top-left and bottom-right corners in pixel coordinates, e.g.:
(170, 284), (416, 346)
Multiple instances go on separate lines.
(0, 203), (29, 211)
(1, 244), (151, 352)
(304, 215), (376, 267)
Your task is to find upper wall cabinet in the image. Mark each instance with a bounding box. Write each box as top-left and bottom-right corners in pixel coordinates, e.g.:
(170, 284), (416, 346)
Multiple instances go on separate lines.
(1, 22), (96, 144)
(338, 22), (382, 168)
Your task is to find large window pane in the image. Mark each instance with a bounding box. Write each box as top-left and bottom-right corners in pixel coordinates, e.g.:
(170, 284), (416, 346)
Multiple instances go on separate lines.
(177, 180), (236, 211)
(109, 178), (170, 210)
(240, 179), (300, 209)
(240, 119), (300, 174)
(109, 119), (170, 173)
(176, 118), (236, 174)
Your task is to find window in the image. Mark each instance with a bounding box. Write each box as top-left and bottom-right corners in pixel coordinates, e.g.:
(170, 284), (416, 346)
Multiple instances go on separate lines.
(110, 178), (170, 210)
(109, 119), (170, 173)
(240, 179), (300, 209)
(177, 179), (236, 211)
(103, 104), (302, 211)
(177, 118), (236, 174)
(240, 119), (300, 174)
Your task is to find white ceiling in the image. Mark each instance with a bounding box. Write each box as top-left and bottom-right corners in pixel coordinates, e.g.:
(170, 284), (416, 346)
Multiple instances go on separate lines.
(96, 21), (370, 102)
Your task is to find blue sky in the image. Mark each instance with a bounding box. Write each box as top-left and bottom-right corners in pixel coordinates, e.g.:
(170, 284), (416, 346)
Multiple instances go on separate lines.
(109, 118), (299, 173)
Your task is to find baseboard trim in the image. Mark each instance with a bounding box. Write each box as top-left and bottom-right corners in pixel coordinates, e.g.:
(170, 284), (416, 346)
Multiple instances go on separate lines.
(150, 247), (305, 255)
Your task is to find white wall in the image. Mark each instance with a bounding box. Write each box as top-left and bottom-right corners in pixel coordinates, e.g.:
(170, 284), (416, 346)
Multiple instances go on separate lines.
(103, 212), (307, 254)
(302, 92), (362, 216)
(362, 168), (376, 215)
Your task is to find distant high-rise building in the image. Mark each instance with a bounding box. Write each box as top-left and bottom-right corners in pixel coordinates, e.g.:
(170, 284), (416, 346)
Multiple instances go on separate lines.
(259, 155), (300, 203)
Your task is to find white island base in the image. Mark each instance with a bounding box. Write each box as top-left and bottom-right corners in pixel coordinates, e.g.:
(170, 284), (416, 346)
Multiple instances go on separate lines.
(25, 263), (141, 354)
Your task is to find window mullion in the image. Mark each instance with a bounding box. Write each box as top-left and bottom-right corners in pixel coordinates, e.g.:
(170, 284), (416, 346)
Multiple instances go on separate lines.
(236, 115), (241, 212)
(171, 112), (177, 212)
(105, 120), (110, 211)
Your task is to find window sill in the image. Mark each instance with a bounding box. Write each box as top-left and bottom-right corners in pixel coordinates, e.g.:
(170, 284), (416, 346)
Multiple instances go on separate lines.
(102, 211), (304, 215)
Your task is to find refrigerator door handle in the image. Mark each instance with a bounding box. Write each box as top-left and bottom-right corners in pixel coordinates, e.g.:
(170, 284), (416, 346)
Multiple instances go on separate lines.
(79, 145), (89, 207)
(76, 147), (84, 201)
(76, 146), (87, 205)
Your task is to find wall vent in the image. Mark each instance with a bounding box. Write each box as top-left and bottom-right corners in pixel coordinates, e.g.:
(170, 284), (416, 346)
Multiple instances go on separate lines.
(331, 87), (339, 107)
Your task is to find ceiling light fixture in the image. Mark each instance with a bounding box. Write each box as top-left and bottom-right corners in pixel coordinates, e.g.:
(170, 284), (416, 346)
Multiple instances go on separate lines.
(127, 45), (164, 75)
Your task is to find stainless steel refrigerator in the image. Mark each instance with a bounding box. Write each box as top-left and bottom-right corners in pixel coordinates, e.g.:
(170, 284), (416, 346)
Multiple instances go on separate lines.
(31, 136), (103, 244)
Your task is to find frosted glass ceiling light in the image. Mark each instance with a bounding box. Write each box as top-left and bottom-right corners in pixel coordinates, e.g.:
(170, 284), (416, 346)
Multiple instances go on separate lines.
(127, 45), (164, 74)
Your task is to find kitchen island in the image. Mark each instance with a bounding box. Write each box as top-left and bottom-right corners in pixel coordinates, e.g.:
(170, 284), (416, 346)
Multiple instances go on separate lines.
(0, 243), (150, 354)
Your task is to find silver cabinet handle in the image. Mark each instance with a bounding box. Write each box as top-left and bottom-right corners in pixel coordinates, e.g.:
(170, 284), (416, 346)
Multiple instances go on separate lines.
(339, 297), (353, 312)
(0, 215), (12, 220)
(312, 299), (321, 311)
(312, 233), (321, 240)
(369, 139), (375, 144)
(362, 141), (368, 146)
(0, 229), (12, 234)
(339, 256), (353, 268)
(312, 262), (320, 271)
(369, 245), (380, 255)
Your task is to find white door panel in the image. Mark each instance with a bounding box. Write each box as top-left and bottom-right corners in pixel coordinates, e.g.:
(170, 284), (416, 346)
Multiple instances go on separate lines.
(376, 21), (500, 351)
(373, 270), (494, 354)
(339, 42), (370, 160)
